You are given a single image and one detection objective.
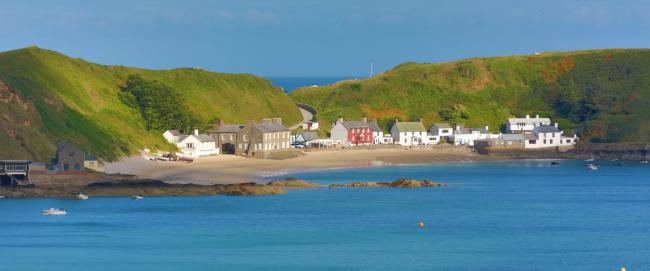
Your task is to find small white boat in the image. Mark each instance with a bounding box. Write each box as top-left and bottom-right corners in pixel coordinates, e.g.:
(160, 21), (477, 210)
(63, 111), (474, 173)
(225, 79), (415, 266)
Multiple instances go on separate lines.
(584, 158), (595, 162)
(0, 195), (5, 199)
(586, 164), (599, 171)
(611, 159), (619, 162)
(42, 208), (67, 216)
(132, 196), (144, 200)
(77, 193), (89, 200)
(641, 160), (649, 164)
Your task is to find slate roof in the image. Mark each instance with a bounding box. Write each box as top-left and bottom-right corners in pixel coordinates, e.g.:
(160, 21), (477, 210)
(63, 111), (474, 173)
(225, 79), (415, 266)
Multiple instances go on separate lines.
(522, 134), (538, 140)
(368, 121), (382, 133)
(254, 122), (289, 133)
(393, 122), (427, 133)
(456, 126), (488, 135)
(340, 121), (371, 129)
(498, 134), (525, 141)
(508, 117), (551, 125)
(166, 129), (181, 136)
(216, 124), (245, 133)
(431, 123), (452, 129)
(298, 131), (320, 141)
(179, 134), (215, 143)
(533, 125), (560, 133)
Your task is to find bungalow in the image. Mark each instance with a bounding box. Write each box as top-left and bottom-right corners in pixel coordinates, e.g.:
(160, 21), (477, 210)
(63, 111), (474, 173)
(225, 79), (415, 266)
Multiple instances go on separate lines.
(162, 129), (181, 143)
(177, 129), (219, 157)
(430, 123), (453, 143)
(506, 114), (551, 134)
(391, 119), (434, 146)
(523, 124), (578, 149)
(330, 117), (374, 146)
(296, 130), (320, 144)
(452, 125), (497, 146)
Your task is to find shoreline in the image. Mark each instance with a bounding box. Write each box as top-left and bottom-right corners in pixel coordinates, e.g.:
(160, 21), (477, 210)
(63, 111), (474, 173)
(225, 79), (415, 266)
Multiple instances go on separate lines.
(104, 146), (498, 185)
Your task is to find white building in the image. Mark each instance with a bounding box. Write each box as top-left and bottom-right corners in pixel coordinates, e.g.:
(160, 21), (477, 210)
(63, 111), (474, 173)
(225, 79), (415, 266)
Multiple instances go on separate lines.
(381, 135), (394, 144)
(295, 130), (319, 144)
(430, 123), (453, 143)
(391, 119), (436, 146)
(163, 129), (181, 143)
(301, 121), (319, 131)
(506, 114), (551, 134)
(176, 129), (219, 157)
(523, 124), (578, 149)
(363, 117), (385, 144)
(452, 125), (498, 146)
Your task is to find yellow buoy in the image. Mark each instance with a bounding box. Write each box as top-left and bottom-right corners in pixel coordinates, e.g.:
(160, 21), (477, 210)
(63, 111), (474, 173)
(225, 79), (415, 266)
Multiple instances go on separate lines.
(418, 221), (425, 228)
(620, 267), (626, 271)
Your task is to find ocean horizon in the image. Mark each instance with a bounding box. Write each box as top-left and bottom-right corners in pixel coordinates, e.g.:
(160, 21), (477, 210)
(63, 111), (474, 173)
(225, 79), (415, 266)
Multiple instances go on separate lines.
(1, 160), (648, 270)
(266, 76), (362, 93)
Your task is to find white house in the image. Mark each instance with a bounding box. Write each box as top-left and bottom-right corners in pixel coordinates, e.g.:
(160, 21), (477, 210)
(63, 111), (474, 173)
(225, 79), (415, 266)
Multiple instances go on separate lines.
(364, 117), (385, 144)
(301, 121), (319, 131)
(506, 114), (551, 134)
(381, 135), (394, 144)
(523, 124), (578, 149)
(176, 129), (219, 157)
(430, 123), (453, 143)
(163, 129), (181, 143)
(452, 125), (497, 146)
(391, 119), (434, 146)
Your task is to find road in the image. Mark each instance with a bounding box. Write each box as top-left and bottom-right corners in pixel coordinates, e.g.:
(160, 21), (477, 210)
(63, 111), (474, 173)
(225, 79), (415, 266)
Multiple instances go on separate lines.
(288, 105), (315, 130)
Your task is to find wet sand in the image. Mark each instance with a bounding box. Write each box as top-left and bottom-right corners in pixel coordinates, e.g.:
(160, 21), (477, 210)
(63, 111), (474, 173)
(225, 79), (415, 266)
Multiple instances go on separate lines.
(105, 146), (494, 185)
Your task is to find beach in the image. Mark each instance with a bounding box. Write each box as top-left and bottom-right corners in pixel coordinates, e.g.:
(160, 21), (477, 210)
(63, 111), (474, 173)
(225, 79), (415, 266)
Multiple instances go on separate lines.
(105, 146), (492, 184)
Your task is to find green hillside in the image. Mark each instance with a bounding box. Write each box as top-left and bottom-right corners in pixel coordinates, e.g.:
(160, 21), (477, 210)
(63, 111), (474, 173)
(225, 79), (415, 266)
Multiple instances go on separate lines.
(0, 47), (301, 161)
(290, 49), (650, 143)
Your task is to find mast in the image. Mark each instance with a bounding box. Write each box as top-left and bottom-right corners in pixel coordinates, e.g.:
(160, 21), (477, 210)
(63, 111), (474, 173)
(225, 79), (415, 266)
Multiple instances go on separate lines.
(369, 62), (374, 78)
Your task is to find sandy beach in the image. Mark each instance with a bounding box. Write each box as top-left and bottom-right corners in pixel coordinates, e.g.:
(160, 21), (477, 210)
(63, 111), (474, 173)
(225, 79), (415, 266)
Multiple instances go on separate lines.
(105, 146), (494, 185)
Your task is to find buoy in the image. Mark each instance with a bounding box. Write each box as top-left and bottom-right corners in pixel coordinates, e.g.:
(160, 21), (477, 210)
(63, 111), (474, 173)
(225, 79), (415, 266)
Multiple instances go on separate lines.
(418, 221), (425, 228)
(620, 267), (626, 271)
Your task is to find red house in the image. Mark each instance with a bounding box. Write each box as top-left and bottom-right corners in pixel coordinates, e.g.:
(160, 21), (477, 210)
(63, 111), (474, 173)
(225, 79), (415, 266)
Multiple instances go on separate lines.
(330, 117), (374, 146)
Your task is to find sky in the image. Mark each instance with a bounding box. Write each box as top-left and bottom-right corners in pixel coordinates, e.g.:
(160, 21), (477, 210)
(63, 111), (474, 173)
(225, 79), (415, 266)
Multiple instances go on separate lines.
(0, 0), (649, 76)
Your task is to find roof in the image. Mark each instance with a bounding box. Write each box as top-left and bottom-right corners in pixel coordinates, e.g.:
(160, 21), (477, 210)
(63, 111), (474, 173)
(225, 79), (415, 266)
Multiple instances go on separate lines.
(431, 123), (452, 129)
(533, 125), (560, 133)
(179, 134), (215, 143)
(254, 122), (289, 133)
(508, 117), (551, 125)
(165, 129), (181, 136)
(340, 121), (371, 129)
(298, 131), (320, 141)
(393, 122), (427, 132)
(84, 155), (98, 161)
(0, 160), (31, 164)
(522, 134), (537, 140)
(216, 124), (245, 133)
(456, 126), (488, 135)
(498, 134), (525, 141)
(368, 121), (382, 132)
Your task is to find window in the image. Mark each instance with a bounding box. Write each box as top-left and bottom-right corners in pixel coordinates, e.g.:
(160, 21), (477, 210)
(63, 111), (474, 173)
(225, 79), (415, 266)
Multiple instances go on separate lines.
(74, 164), (81, 171)
(5, 165), (14, 171)
(543, 139), (547, 144)
(529, 140), (536, 144)
(243, 135), (248, 141)
(186, 143), (194, 148)
(550, 139), (553, 144)
(68, 152), (75, 157)
(64, 164), (70, 170)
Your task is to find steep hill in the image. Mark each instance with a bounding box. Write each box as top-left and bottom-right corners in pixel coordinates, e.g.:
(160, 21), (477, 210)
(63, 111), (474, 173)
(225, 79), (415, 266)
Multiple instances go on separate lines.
(0, 47), (301, 161)
(290, 49), (650, 143)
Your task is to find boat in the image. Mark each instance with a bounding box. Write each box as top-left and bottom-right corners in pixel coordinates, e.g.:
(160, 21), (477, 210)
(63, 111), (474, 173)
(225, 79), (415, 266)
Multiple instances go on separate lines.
(586, 164), (599, 171)
(77, 193), (89, 200)
(0, 195), (5, 199)
(550, 161), (560, 165)
(584, 158), (595, 162)
(611, 159), (619, 162)
(641, 160), (649, 164)
(42, 208), (67, 216)
(132, 195), (144, 200)
(617, 162), (625, 167)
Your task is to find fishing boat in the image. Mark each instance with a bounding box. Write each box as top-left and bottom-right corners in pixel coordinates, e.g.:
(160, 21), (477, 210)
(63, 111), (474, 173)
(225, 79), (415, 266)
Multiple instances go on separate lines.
(641, 160), (649, 164)
(42, 208), (67, 216)
(77, 193), (89, 200)
(586, 164), (599, 171)
(132, 195), (144, 200)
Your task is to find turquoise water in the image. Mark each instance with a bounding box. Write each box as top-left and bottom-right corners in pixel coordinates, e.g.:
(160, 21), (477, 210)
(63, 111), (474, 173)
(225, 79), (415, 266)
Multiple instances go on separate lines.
(1, 160), (649, 270)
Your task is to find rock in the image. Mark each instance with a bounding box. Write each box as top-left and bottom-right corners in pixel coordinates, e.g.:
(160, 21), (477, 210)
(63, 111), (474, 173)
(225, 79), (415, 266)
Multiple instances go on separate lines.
(219, 182), (287, 196)
(267, 178), (319, 188)
(390, 178), (422, 187)
(329, 178), (444, 188)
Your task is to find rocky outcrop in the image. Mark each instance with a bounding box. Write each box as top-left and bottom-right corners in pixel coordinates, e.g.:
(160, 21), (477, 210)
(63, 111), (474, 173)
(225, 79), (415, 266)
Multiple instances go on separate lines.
(0, 180), (287, 198)
(329, 179), (445, 188)
(267, 178), (320, 188)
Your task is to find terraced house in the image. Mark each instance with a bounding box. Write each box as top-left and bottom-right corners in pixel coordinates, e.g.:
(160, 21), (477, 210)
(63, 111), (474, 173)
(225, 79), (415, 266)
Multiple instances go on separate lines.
(209, 118), (290, 157)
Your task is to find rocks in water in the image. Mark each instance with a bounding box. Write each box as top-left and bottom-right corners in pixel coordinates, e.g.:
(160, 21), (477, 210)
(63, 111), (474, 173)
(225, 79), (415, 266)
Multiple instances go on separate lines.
(267, 178), (320, 188)
(0, 180), (287, 198)
(329, 178), (445, 188)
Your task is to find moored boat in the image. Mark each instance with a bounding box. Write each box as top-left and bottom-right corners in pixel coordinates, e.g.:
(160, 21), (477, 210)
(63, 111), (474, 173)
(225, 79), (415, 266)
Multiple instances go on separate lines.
(586, 164), (599, 171)
(585, 158), (595, 162)
(42, 208), (67, 216)
(77, 193), (89, 200)
(641, 160), (649, 164)
(132, 195), (144, 200)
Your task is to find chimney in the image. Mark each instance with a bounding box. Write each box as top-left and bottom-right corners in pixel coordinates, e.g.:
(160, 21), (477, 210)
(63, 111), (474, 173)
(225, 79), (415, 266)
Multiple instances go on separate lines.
(337, 117), (343, 124)
(485, 125), (489, 131)
(362, 116), (367, 123)
(535, 114), (539, 119)
(525, 115), (530, 119)
(554, 123), (558, 128)
(419, 118), (424, 124)
(272, 117), (282, 125)
(394, 118), (399, 123)
(194, 129), (199, 136)
(261, 118), (272, 123)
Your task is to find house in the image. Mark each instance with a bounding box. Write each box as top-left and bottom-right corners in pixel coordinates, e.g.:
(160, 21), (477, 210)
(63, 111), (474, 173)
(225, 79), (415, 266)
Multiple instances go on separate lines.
(301, 121), (319, 131)
(523, 124), (578, 149)
(390, 119), (434, 146)
(162, 129), (181, 143)
(506, 114), (551, 134)
(209, 120), (246, 155)
(474, 134), (526, 151)
(0, 160), (31, 186)
(208, 118), (290, 156)
(177, 129), (219, 157)
(55, 142), (85, 172)
(296, 131), (320, 144)
(430, 123), (453, 143)
(452, 125), (497, 146)
(84, 155), (104, 172)
(330, 117), (374, 146)
(364, 117), (385, 144)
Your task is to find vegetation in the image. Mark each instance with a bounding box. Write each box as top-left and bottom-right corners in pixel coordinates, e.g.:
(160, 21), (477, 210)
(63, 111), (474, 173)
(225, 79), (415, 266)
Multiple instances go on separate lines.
(290, 49), (650, 143)
(0, 47), (301, 161)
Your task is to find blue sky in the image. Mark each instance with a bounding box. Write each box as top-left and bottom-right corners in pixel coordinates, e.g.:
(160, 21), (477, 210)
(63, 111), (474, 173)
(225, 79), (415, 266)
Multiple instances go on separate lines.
(0, 0), (649, 76)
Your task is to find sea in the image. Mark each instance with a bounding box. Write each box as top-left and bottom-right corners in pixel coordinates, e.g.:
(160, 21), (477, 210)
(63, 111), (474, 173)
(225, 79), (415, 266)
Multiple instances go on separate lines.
(1, 160), (649, 270)
(266, 76), (362, 93)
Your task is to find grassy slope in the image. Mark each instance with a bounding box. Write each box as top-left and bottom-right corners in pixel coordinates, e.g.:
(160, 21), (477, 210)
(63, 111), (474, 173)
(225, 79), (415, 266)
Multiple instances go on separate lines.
(0, 47), (301, 161)
(290, 49), (650, 143)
